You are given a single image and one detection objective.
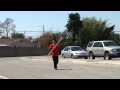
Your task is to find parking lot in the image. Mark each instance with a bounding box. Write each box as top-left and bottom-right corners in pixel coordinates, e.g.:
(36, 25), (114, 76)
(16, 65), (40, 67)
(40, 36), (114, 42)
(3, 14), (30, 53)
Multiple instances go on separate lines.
(0, 55), (120, 79)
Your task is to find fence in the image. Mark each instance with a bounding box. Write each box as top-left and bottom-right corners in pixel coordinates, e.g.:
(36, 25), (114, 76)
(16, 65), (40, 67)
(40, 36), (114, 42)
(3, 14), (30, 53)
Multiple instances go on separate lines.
(0, 44), (87, 57)
(0, 47), (50, 57)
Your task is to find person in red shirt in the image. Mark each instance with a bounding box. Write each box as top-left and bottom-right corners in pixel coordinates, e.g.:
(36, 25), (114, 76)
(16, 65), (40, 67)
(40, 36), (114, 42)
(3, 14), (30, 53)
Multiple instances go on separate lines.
(49, 39), (60, 70)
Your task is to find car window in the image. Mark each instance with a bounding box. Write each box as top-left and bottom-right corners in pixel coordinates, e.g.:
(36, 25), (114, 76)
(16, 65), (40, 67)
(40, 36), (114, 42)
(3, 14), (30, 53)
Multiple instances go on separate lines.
(103, 41), (118, 47)
(93, 42), (103, 47)
(99, 42), (103, 47)
(87, 42), (93, 47)
(64, 47), (70, 51)
(93, 42), (100, 47)
(71, 47), (82, 51)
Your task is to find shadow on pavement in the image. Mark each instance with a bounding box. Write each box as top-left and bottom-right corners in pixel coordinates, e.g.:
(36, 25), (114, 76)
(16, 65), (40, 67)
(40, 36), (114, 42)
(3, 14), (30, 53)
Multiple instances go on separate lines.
(57, 69), (72, 70)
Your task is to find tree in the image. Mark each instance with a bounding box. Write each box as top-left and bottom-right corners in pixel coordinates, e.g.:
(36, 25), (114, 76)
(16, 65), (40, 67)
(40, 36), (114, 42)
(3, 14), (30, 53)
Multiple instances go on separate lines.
(34, 30), (65, 47)
(61, 29), (72, 39)
(110, 32), (120, 45)
(80, 17), (115, 45)
(11, 33), (25, 38)
(65, 13), (83, 44)
(0, 18), (16, 38)
(35, 31), (54, 47)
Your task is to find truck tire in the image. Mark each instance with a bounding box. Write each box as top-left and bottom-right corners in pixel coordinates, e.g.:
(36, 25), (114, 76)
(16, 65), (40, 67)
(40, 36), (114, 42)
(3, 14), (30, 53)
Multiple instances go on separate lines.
(104, 52), (111, 60)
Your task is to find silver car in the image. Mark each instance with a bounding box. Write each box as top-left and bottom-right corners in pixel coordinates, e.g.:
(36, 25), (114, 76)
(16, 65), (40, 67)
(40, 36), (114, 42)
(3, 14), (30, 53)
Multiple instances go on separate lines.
(61, 46), (88, 59)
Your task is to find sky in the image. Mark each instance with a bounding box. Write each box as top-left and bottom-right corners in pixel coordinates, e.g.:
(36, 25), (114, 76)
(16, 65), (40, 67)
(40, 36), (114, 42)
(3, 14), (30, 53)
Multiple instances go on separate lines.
(0, 11), (120, 38)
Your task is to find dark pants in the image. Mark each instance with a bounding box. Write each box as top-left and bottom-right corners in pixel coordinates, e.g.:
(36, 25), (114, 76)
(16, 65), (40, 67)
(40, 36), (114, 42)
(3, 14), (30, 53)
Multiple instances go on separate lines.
(52, 56), (59, 69)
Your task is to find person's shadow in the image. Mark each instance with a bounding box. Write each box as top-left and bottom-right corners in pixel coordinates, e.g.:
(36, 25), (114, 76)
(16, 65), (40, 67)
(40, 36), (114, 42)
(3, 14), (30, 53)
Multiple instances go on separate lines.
(57, 69), (72, 70)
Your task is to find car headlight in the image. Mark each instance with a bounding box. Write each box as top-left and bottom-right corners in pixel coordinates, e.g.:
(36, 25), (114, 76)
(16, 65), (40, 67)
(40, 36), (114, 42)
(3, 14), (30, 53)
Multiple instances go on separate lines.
(112, 49), (116, 52)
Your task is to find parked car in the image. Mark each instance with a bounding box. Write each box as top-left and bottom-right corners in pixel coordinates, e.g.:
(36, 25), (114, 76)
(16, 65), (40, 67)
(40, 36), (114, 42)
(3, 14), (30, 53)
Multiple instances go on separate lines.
(86, 40), (120, 60)
(61, 46), (88, 59)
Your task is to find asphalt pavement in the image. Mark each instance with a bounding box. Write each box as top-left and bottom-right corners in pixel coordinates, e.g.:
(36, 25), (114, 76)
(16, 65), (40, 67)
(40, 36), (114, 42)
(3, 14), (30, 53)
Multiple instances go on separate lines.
(0, 55), (120, 79)
(24, 55), (120, 66)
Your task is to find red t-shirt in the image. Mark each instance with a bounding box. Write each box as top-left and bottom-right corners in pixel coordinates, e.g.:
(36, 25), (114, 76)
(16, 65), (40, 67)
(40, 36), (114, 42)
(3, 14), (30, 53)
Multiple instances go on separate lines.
(49, 44), (60, 56)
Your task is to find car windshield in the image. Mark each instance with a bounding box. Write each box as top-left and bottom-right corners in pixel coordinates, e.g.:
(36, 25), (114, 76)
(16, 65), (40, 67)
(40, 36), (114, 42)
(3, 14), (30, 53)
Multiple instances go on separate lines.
(103, 41), (118, 47)
(71, 47), (83, 51)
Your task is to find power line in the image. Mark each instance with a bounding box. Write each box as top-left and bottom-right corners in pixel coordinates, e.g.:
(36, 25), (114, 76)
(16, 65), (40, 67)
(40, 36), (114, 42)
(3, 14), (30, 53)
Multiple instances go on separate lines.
(16, 31), (44, 32)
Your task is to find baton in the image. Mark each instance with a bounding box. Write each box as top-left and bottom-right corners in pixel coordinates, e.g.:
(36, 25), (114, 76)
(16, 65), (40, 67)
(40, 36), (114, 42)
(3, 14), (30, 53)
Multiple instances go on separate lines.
(48, 37), (63, 55)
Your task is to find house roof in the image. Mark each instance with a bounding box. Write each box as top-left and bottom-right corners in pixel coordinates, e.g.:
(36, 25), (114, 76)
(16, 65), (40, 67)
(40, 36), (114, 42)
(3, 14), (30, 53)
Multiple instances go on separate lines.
(0, 39), (32, 45)
(0, 39), (12, 44)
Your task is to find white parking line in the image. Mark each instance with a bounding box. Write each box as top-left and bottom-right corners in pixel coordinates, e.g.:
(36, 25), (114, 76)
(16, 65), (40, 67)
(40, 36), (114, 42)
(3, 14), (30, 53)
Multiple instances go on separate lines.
(0, 75), (9, 79)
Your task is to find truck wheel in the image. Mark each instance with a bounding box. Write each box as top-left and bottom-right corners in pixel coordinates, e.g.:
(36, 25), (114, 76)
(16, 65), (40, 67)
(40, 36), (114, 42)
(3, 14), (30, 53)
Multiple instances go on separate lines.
(104, 52), (111, 60)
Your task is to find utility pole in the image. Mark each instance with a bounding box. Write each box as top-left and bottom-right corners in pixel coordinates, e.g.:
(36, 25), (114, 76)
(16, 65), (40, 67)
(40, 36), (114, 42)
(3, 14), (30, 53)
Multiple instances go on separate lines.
(43, 25), (44, 35)
(24, 31), (26, 37)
